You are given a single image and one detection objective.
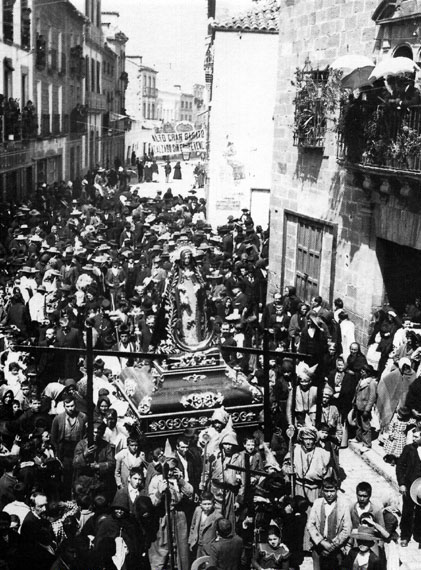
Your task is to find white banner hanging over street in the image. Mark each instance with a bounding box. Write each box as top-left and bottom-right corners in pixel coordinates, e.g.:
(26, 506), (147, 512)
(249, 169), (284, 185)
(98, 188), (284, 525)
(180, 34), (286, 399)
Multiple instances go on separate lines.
(151, 128), (206, 155)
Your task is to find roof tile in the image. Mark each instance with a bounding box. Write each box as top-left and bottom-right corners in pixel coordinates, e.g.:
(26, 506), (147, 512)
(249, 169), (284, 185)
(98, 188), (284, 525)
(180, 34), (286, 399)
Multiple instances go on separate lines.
(213, 0), (280, 33)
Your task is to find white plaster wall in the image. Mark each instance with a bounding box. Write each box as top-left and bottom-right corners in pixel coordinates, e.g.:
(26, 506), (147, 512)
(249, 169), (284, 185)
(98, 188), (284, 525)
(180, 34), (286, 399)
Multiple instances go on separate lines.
(207, 31), (278, 226)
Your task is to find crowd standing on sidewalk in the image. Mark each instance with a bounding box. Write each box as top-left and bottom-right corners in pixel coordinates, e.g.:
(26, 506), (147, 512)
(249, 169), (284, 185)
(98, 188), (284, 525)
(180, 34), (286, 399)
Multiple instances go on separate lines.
(0, 161), (419, 569)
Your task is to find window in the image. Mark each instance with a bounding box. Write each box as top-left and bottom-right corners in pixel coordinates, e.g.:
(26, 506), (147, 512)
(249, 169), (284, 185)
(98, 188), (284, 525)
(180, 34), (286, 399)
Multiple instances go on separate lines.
(96, 61), (100, 93)
(282, 212), (336, 305)
(21, 1), (31, 50)
(91, 58), (95, 92)
(151, 103), (154, 119)
(4, 66), (13, 99)
(295, 220), (322, 302)
(47, 26), (53, 68)
(21, 72), (28, 105)
(85, 56), (89, 90)
(3, 0), (14, 43)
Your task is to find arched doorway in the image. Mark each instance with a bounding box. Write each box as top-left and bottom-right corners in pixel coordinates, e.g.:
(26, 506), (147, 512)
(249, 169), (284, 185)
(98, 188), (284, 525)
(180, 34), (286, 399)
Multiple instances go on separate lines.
(393, 45), (413, 59)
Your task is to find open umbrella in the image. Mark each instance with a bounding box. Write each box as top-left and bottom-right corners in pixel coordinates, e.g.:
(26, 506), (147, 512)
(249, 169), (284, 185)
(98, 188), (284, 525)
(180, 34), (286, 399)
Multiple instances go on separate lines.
(331, 54), (375, 90)
(368, 56), (420, 81)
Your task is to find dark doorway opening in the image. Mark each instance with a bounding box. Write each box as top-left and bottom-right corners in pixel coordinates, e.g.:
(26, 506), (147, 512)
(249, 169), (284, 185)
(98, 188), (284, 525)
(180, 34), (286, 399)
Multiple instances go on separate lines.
(393, 45), (413, 59)
(376, 238), (421, 314)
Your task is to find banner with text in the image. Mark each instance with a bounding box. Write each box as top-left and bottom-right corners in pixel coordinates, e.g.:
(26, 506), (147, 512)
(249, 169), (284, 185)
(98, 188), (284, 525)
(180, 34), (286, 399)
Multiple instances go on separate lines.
(151, 128), (206, 156)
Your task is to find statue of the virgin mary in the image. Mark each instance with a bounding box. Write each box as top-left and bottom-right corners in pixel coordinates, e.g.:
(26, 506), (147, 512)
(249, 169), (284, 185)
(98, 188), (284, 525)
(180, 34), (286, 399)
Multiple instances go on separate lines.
(160, 243), (214, 352)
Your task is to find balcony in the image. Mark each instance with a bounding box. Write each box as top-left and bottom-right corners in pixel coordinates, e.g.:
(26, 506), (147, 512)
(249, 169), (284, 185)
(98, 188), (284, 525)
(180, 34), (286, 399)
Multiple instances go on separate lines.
(40, 114), (51, 137)
(142, 87), (158, 97)
(86, 92), (107, 112)
(337, 102), (421, 176)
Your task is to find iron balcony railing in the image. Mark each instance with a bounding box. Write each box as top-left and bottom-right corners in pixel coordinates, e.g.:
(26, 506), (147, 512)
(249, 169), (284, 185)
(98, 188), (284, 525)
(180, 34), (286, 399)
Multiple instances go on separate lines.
(293, 97), (326, 149)
(337, 102), (421, 172)
(142, 87), (158, 97)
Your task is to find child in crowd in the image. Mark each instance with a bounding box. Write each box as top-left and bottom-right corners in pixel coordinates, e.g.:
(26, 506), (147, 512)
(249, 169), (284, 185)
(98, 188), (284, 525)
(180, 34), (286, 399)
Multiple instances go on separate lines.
(383, 405), (415, 465)
(252, 524), (290, 570)
(188, 491), (221, 559)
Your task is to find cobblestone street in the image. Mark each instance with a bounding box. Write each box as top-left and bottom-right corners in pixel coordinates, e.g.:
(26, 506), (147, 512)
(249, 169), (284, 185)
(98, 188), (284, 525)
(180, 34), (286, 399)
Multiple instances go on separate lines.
(301, 446), (419, 570)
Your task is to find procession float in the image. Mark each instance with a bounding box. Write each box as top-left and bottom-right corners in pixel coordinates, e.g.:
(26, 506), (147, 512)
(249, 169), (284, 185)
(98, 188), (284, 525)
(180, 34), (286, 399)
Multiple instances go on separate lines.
(112, 242), (263, 438)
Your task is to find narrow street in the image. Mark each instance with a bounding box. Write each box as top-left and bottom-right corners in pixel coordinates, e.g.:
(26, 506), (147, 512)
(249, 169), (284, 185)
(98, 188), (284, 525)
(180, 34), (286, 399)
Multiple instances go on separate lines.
(301, 447), (419, 570)
(130, 158), (205, 199)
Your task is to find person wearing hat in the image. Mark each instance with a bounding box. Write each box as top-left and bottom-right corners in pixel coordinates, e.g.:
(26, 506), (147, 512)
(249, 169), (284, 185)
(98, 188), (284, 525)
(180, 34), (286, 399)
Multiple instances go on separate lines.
(18, 265), (38, 304)
(27, 283), (47, 335)
(283, 426), (331, 504)
(343, 523), (383, 570)
(286, 361), (318, 428)
(148, 456), (193, 570)
(60, 248), (79, 288)
(205, 428), (244, 527)
(3, 287), (29, 339)
(315, 384), (343, 445)
(396, 427), (421, 547)
(351, 364), (377, 451)
(383, 404), (415, 465)
(93, 489), (141, 569)
(105, 257), (126, 308)
(307, 477), (352, 570)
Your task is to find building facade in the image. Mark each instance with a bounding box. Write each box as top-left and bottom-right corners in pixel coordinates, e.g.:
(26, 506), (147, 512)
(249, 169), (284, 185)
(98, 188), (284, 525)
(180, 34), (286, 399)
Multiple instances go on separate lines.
(0, 0), (35, 201)
(33, 0), (87, 185)
(101, 11), (128, 168)
(192, 83), (205, 128)
(180, 92), (193, 122)
(268, 0), (421, 344)
(206, 0), (280, 227)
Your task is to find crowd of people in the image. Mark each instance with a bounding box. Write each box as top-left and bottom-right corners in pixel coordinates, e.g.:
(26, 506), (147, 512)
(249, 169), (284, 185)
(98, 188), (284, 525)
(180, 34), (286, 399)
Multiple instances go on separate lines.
(0, 161), (419, 569)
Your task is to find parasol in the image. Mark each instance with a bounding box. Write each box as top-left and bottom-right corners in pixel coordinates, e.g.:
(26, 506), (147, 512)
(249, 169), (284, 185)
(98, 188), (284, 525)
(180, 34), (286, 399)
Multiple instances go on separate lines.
(368, 56), (420, 81)
(331, 54), (375, 90)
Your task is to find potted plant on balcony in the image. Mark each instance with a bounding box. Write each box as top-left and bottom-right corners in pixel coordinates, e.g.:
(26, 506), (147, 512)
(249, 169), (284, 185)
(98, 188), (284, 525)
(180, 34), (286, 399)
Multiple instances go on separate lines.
(398, 124), (421, 170)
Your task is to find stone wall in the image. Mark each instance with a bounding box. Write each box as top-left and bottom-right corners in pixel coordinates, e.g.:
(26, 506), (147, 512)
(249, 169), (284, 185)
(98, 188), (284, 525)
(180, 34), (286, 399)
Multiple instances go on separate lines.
(268, 0), (385, 345)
